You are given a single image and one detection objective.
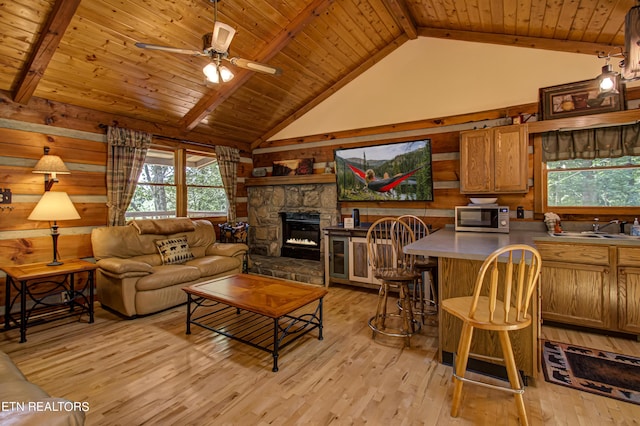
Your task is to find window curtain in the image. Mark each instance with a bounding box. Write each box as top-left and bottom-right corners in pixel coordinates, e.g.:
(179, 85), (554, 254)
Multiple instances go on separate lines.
(106, 126), (152, 226)
(215, 145), (240, 224)
(542, 121), (640, 161)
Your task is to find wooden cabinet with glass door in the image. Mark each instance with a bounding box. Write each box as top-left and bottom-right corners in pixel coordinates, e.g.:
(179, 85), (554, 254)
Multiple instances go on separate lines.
(324, 227), (380, 290)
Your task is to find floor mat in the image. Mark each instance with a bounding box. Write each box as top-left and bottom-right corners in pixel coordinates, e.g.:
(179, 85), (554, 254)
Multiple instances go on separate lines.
(541, 340), (640, 405)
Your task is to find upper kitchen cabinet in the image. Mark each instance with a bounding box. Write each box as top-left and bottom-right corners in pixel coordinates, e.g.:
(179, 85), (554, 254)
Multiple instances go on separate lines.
(459, 124), (529, 193)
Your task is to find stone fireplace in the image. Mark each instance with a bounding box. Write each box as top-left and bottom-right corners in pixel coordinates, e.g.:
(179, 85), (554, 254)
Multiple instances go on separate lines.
(280, 212), (321, 260)
(247, 183), (340, 262)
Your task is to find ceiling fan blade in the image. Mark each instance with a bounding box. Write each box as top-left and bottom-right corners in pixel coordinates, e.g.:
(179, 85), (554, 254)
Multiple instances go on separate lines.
(210, 22), (236, 53)
(228, 57), (282, 75)
(135, 42), (205, 56)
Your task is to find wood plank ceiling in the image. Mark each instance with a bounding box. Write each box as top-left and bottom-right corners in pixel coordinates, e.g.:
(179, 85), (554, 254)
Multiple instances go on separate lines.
(0, 0), (635, 150)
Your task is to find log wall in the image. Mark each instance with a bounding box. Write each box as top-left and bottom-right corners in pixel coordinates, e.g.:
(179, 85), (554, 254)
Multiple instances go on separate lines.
(251, 106), (539, 228)
(0, 92), (250, 308)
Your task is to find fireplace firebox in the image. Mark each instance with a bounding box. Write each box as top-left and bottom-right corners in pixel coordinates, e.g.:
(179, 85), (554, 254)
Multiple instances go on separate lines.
(280, 212), (321, 261)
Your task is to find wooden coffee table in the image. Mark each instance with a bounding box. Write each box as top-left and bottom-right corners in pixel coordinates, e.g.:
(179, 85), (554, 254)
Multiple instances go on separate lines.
(183, 274), (328, 372)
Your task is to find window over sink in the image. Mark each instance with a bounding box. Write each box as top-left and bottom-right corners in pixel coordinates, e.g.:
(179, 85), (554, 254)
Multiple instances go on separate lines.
(546, 155), (640, 208)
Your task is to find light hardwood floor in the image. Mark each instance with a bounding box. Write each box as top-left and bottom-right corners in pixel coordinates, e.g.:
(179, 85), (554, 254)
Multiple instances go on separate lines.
(1, 284), (639, 425)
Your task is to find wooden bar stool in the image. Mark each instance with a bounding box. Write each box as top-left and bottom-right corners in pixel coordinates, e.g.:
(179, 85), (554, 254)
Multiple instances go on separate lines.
(397, 215), (438, 324)
(366, 217), (421, 346)
(441, 244), (541, 426)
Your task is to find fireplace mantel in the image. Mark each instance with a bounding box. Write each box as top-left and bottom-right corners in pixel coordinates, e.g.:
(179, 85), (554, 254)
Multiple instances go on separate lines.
(246, 174), (336, 186)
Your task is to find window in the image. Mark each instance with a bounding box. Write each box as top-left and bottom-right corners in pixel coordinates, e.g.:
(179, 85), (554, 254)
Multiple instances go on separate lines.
(546, 155), (640, 208)
(185, 152), (227, 217)
(126, 148), (227, 219)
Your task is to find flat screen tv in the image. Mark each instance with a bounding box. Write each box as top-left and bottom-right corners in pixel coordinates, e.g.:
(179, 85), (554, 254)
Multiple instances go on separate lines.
(334, 139), (433, 202)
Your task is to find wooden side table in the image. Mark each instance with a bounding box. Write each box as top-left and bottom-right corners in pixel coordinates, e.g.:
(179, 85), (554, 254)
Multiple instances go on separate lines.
(2, 259), (97, 343)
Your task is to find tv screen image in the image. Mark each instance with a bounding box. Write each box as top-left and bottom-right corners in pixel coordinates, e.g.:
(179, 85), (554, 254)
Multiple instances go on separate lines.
(334, 139), (433, 202)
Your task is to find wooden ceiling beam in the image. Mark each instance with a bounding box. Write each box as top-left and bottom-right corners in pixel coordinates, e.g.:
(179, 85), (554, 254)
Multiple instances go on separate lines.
(417, 27), (621, 56)
(12, 0), (81, 105)
(382, 0), (417, 39)
(179, 0), (336, 132)
(253, 33), (411, 150)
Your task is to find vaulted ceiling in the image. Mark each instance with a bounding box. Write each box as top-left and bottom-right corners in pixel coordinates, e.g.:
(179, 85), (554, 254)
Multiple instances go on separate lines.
(0, 0), (635, 150)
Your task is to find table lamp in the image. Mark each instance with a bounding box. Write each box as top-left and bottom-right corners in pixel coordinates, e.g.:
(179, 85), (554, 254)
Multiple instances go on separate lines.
(28, 191), (80, 266)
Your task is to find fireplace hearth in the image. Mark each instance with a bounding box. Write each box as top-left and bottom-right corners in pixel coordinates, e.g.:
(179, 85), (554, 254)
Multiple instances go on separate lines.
(280, 212), (321, 261)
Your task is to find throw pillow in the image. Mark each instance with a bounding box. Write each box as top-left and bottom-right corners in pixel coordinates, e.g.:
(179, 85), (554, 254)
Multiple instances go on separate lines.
(155, 235), (195, 265)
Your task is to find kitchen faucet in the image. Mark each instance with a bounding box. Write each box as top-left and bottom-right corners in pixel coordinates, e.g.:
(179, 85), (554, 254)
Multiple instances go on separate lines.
(592, 218), (619, 233)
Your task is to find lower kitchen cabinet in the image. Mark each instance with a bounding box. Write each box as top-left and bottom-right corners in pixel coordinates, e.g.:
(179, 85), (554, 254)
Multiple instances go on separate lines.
(536, 241), (640, 335)
(539, 260), (611, 329)
(617, 247), (640, 334)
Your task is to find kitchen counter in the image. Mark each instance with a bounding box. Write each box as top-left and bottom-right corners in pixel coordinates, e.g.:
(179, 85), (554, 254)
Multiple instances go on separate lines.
(404, 227), (549, 261)
(404, 228), (640, 261)
(533, 232), (640, 245)
(405, 227), (544, 379)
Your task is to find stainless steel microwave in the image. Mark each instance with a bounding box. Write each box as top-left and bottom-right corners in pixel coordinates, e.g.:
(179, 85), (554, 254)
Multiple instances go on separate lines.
(455, 205), (510, 233)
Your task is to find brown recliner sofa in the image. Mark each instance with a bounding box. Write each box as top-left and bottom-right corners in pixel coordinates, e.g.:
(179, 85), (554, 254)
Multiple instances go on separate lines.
(91, 218), (248, 318)
(0, 350), (86, 425)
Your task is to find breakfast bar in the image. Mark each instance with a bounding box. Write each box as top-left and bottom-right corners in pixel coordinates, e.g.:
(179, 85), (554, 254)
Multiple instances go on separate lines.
(404, 227), (549, 379)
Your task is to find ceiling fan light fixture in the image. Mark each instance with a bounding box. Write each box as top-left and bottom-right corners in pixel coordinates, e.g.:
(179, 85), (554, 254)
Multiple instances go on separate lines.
(203, 62), (234, 84)
(211, 21), (236, 52)
(219, 65), (234, 82)
(203, 62), (220, 83)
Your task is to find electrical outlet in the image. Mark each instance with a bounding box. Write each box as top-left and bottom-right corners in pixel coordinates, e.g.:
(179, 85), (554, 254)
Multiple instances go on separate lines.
(0, 188), (11, 204)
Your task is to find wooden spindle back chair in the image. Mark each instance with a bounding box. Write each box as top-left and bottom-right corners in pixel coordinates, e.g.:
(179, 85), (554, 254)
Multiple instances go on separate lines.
(441, 244), (542, 426)
(397, 214), (438, 323)
(366, 217), (420, 344)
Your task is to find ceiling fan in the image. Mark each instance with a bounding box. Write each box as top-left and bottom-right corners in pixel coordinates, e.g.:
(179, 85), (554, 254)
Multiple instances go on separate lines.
(134, 0), (282, 83)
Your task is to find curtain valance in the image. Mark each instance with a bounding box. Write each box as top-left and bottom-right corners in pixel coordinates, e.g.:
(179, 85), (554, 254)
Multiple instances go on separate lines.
(541, 121), (640, 161)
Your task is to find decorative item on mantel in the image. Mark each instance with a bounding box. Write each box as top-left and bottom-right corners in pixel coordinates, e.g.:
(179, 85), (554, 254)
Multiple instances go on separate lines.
(252, 167), (267, 177)
(272, 158), (314, 176)
(324, 161), (334, 174)
(544, 212), (562, 233)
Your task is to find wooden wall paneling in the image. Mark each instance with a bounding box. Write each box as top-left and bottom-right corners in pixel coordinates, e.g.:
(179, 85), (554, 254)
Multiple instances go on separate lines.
(0, 164), (105, 196)
(0, 91), (250, 153)
(432, 158), (460, 182)
(252, 113), (542, 229)
(7, 234), (95, 264)
(45, 171), (107, 196)
(0, 202), (106, 231)
(0, 120), (108, 286)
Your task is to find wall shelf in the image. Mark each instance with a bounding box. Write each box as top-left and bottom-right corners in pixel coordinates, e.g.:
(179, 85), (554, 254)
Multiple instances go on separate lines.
(246, 174), (336, 186)
(527, 109), (640, 134)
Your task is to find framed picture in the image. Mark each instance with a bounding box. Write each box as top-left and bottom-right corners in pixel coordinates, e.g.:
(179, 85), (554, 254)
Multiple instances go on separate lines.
(334, 139), (433, 202)
(538, 78), (625, 121)
(272, 158), (314, 176)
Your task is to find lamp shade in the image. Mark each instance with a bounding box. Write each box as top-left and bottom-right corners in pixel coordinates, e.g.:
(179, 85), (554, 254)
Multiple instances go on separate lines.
(28, 191), (80, 221)
(203, 62), (220, 83)
(32, 155), (70, 175)
(218, 65), (234, 82)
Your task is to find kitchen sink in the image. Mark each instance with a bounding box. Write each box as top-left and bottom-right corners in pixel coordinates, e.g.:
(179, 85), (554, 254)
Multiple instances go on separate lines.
(599, 234), (640, 240)
(550, 231), (640, 240)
